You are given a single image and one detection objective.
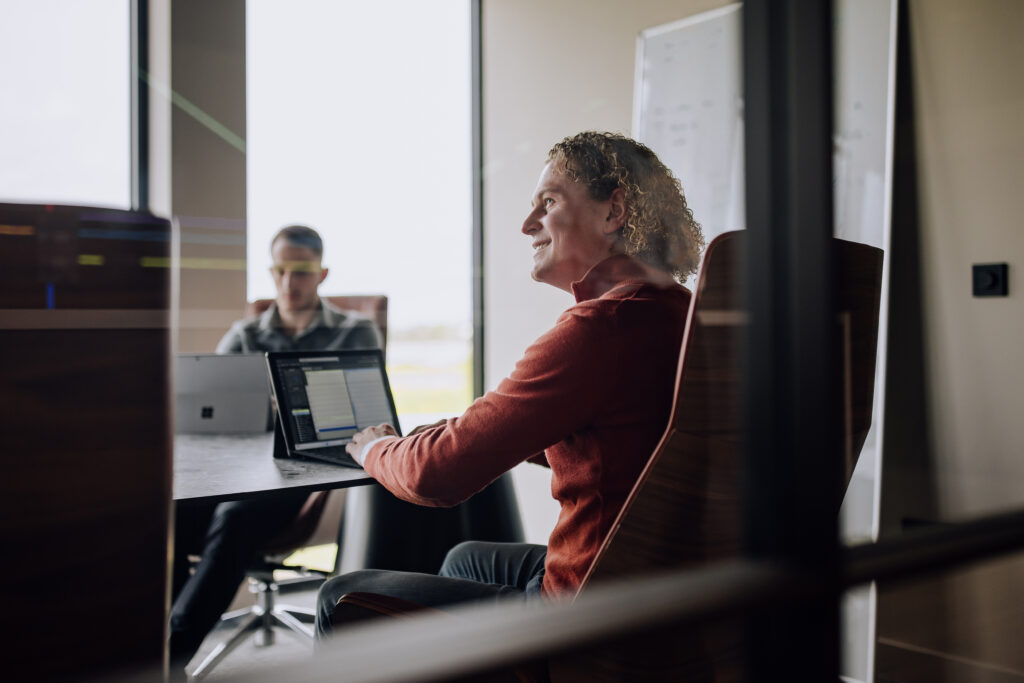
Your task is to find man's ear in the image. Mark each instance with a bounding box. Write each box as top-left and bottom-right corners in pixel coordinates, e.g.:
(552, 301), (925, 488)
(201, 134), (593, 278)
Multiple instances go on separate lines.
(604, 187), (627, 234)
(318, 267), (329, 285)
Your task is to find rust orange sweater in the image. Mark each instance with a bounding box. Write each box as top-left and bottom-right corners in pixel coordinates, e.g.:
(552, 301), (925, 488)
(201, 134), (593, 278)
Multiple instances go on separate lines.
(363, 254), (691, 596)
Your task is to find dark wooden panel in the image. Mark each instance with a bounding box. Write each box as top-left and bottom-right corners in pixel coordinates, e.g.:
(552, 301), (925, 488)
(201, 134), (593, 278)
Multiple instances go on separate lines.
(0, 203), (172, 681)
(0, 203), (171, 310)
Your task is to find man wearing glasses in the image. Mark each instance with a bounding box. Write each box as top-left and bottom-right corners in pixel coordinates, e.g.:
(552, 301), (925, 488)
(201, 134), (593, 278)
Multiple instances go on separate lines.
(169, 225), (381, 679)
(216, 224), (380, 352)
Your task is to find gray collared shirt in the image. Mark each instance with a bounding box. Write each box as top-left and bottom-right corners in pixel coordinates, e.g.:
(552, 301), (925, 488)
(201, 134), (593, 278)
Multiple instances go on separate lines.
(215, 299), (382, 353)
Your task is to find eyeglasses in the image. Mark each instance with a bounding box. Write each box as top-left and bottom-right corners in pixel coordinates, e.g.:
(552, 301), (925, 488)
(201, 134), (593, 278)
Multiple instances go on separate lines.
(270, 261), (323, 278)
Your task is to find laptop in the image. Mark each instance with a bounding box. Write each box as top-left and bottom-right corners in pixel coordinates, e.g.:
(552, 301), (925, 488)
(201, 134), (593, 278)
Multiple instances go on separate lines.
(265, 349), (402, 468)
(174, 353), (273, 434)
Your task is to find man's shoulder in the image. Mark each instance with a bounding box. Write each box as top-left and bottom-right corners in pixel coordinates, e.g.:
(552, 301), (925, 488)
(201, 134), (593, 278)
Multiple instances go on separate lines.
(230, 313), (263, 331)
(320, 300), (377, 330)
(575, 280), (689, 313)
(215, 314), (265, 353)
(228, 310), (272, 337)
(307, 300), (383, 350)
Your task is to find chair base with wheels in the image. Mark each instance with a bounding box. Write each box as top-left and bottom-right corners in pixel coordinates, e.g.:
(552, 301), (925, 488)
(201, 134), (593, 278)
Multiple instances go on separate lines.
(189, 559), (327, 681)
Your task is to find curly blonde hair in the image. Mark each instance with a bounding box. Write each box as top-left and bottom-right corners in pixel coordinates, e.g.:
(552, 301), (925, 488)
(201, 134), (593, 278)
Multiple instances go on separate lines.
(548, 131), (704, 281)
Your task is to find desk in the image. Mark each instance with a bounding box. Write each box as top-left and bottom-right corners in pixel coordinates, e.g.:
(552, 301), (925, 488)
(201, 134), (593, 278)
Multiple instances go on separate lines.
(174, 432), (522, 575)
(173, 432), (374, 505)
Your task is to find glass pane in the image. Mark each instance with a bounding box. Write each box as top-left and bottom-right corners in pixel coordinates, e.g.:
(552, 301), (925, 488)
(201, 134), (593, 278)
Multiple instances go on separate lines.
(833, 0), (898, 550)
(482, 4), (751, 676)
(246, 0), (473, 432)
(832, 1), (899, 679)
(837, 3), (1024, 682)
(0, 0), (130, 208)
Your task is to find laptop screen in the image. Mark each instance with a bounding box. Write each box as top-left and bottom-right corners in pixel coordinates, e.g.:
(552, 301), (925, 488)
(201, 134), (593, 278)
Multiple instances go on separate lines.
(266, 349), (401, 456)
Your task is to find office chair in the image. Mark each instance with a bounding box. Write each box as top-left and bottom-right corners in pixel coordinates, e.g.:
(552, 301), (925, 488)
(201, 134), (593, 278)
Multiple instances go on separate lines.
(243, 294), (389, 351)
(328, 232), (884, 681)
(189, 295), (388, 681)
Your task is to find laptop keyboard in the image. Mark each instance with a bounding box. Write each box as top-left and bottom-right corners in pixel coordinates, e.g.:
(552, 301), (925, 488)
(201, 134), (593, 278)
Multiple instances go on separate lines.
(302, 445), (361, 469)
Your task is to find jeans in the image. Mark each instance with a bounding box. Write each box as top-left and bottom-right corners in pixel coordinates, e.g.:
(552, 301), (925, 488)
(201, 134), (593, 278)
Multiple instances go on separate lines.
(315, 541), (546, 639)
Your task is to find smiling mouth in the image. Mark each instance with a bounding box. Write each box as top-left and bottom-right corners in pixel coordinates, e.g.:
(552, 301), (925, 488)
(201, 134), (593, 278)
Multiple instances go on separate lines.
(532, 241), (550, 252)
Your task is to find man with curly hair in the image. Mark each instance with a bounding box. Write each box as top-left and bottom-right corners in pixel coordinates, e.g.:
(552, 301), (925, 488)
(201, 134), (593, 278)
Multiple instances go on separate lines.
(315, 131), (704, 635)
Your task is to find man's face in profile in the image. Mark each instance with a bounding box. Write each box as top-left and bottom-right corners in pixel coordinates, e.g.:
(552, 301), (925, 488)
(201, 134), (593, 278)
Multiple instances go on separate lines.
(522, 161), (620, 292)
(270, 239), (327, 314)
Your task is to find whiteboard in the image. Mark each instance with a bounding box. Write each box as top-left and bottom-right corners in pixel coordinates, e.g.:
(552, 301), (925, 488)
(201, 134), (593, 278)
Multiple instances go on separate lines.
(633, 0), (896, 256)
(634, 3), (898, 681)
(633, 4), (744, 292)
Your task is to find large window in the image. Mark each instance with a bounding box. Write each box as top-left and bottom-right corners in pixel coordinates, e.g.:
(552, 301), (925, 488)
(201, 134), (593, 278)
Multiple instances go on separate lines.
(0, 0), (130, 208)
(246, 0), (473, 431)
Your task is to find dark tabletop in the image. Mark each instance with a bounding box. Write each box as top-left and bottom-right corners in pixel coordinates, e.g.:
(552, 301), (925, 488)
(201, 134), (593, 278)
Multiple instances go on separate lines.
(173, 432), (375, 505)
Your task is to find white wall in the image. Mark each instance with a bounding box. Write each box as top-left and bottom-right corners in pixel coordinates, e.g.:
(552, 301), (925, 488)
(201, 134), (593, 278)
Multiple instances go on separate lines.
(911, 0), (1024, 518)
(880, 0), (1024, 532)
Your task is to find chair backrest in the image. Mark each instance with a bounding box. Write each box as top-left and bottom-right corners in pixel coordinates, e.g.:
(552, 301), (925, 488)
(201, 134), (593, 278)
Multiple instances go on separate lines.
(581, 231), (747, 588)
(581, 230), (883, 587)
(551, 231), (883, 680)
(246, 294), (389, 356)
